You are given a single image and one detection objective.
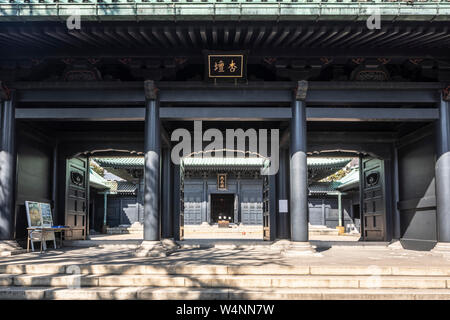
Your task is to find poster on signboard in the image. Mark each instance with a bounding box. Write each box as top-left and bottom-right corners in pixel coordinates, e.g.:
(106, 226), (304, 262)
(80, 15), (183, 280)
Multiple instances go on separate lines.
(25, 201), (42, 227)
(25, 201), (55, 241)
(40, 202), (53, 227)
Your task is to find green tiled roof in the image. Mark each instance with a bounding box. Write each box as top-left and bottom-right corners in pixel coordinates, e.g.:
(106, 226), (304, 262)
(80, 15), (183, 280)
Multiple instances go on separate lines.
(94, 157), (144, 169)
(309, 165), (359, 194)
(105, 180), (137, 195)
(307, 157), (351, 169)
(337, 166), (359, 190)
(182, 157), (267, 167)
(309, 181), (342, 194)
(1, 1), (449, 21)
(89, 167), (110, 189)
(94, 156), (350, 170)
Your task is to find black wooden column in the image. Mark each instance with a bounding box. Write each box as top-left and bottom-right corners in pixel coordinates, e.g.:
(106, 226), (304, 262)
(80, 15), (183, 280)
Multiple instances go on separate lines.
(161, 147), (173, 238)
(202, 173), (208, 224)
(436, 88), (450, 243)
(172, 165), (181, 241)
(276, 147), (290, 239)
(290, 81), (309, 242)
(143, 80), (161, 241)
(0, 86), (15, 240)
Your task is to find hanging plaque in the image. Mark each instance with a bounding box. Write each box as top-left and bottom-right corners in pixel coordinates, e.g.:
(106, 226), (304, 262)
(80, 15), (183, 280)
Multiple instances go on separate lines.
(217, 173), (227, 190)
(206, 53), (246, 79)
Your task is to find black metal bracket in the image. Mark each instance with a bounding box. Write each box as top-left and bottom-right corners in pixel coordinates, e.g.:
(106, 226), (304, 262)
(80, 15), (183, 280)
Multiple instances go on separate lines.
(144, 80), (158, 100)
(0, 81), (11, 100)
(294, 80), (308, 101)
(443, 85), (450, 101)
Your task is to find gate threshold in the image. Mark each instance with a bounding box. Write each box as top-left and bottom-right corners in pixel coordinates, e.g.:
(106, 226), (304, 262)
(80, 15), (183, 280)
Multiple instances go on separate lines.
(179, 239), (271, 249)
(310, 240), (391, 249)
(64, 237), (391, 250)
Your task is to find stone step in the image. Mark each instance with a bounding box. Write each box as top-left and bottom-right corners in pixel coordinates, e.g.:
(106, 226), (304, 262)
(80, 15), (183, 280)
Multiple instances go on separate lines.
(0, 240), (26, 257)
(1, 264), (449, 276)
(1, 274), (449, 289)
(1, 286), (450, 300)
(63, 240), (141, 249)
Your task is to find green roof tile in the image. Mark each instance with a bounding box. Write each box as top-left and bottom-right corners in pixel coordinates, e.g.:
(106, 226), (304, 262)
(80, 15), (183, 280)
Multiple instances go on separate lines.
(94, 157), (144, 169)
(337, 167), (360, 190)
(182, 157), (267, 167)
(309, 181), (342, 194)
(89, 167), (110, 189)
(1, 1), (449, 21)
(105, 181), (137, 194)
(307, 157), (351, 169)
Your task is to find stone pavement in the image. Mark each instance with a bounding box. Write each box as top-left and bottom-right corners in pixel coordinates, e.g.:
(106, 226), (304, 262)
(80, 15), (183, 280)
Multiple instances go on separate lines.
(1, 244), (450, 268)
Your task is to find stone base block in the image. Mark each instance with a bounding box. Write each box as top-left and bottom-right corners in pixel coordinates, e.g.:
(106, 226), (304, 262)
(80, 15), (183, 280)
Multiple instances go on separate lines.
(135, 240), (177, 257)
(271, 240), (321, 257)
(161, 238), (180, 252)
(388, 240), (403, 250)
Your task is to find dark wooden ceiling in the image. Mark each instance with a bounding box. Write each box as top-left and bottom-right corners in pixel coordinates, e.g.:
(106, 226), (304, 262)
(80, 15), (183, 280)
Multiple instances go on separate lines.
(1, 21), (450, 58)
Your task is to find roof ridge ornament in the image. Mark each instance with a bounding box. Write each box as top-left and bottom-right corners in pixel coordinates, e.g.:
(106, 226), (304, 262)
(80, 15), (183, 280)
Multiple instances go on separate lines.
(295, 80), (308, 101)
(144, 80), (158, 100)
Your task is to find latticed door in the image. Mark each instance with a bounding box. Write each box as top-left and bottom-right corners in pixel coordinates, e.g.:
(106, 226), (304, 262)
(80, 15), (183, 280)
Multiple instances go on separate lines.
(65, 157), (88, 240)
(361, 157), (386, 241)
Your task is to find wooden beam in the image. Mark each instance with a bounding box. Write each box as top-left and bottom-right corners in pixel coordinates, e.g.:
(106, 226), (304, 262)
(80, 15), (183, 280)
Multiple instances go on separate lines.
(15, 107), (439, 121)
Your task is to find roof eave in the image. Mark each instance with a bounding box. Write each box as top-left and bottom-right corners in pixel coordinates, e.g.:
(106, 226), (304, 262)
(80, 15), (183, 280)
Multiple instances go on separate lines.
(1, 3), (449, 22)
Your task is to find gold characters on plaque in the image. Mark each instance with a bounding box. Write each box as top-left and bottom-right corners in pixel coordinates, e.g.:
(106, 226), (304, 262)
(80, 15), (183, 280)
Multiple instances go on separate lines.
(214, 60), (225, 73)
(228, 60), (237, 72)
(214, 60), (238, 73)
(217, 173), (227, 190)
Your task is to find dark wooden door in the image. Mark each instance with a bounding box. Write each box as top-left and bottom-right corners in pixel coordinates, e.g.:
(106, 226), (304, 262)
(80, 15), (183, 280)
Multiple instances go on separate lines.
(65, 157), (89, 240)
(361, 157), (386, 241)
(211, 194), (234, 222)
(107, 198), (121, 227)
(179, 163), (185, 240)
(184, 183), (203, 225)
(241, 183), (263, 225)
(263, 175), (270, 240)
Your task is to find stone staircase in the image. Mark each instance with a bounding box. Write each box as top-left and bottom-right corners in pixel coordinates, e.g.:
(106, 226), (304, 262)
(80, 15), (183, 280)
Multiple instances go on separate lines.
(1, 263), (450, 299)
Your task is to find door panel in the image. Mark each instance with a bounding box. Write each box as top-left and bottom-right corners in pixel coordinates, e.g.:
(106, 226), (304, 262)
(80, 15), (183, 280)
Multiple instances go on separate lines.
(361, 158), (386, 241)
(184, 183), (203, 225)
(179, 163), (185, 240)
(107, 198), (121, 227)
(65, 157), (88, 240)
(241, 183), (263, 225)
(263, 175), (270, 240)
